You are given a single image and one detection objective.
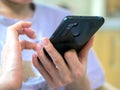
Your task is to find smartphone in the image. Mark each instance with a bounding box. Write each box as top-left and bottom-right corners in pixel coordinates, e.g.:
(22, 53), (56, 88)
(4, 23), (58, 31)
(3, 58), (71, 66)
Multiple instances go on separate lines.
(45, 16), (105, 58)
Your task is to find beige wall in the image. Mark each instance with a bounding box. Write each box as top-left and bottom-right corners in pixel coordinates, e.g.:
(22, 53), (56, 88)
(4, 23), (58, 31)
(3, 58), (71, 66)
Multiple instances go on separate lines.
(94, 30), (120, 89)
(34, 0), (92, 15)
(34, 0), (106, 16)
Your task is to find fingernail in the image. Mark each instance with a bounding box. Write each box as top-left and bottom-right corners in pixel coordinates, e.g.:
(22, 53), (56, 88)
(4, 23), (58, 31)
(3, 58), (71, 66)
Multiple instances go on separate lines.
(42, 38), (49, 46)
(36, 44), (43, 53)
(33, 54), (37, 58)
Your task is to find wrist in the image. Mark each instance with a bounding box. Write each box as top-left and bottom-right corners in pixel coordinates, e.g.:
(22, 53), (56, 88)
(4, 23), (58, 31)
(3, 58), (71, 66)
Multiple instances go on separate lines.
(0, 73), (22, 90)
(65, 75), (91, 90)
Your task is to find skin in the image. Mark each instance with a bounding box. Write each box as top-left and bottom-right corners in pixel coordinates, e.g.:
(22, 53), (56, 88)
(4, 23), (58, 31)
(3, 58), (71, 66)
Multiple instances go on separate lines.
(0, 21), (93, 90)
(0, 0), (96, 90)
(33, 36), (94, 89)
(0, 0), (34, 20)
(0, 21), (36, 90)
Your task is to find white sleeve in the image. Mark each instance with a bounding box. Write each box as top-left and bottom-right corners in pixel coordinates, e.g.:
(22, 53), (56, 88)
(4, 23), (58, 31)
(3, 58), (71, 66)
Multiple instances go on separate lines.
(87, 48), (105, 89)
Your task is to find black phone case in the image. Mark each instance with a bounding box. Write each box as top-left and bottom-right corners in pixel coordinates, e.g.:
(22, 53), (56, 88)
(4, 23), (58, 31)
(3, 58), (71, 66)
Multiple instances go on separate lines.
(45, 16), (105, 58)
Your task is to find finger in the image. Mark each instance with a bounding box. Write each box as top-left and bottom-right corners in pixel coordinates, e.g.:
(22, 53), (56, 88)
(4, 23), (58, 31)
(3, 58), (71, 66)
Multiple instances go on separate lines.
(36, 44), (63, 87)
(41, 38), (72, 83)
(20, 40), (37, 50)
(64, 49), (84, 79)
(78, 36), (95, 63)
(8, 21), (32, 34)
(32, 54), (56, 88)
(64, 50), (82, 74)
(23, 28), (36, 39)
(6, 21), (36, 42)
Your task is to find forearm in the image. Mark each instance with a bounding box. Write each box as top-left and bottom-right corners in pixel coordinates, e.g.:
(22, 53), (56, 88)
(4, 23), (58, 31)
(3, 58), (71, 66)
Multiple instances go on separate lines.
(0, 75), (12, 90)
(0, 72), (21, 90)
(65, 75), (91, 90)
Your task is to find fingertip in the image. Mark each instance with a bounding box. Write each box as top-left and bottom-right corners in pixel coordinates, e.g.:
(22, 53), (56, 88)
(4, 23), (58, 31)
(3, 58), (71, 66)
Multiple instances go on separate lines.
(36, 43), (43, 53)
(42, 37), (49, 41)
(7, 21), (33, 35)
(41, 37), (50, 47)
(23, 28), (36, 39)
(32, 33), (36, 39)
(13, 21), (32, 29)
(32, 54), (38, 66)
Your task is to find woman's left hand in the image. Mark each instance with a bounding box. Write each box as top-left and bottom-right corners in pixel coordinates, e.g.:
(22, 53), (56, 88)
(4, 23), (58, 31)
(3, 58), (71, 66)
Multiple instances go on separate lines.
(32, 36), (94, 90)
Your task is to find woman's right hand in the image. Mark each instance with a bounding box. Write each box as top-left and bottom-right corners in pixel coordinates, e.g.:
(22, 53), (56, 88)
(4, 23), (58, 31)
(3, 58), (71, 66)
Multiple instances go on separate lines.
(0, 21), (36, 90)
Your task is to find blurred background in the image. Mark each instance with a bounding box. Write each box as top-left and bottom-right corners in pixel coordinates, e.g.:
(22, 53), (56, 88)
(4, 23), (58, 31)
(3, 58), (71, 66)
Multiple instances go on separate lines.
(34, 0), (120, 89)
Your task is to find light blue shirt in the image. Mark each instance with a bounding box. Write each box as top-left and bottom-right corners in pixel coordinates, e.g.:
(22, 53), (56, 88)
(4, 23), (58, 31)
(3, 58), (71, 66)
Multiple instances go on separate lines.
(0, 3), (105, 90)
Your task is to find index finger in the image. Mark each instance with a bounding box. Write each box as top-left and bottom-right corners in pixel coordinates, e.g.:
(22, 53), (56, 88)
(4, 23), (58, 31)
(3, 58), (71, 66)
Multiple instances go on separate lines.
(6, 21), (36, 42)
(41, 38), (71, 79)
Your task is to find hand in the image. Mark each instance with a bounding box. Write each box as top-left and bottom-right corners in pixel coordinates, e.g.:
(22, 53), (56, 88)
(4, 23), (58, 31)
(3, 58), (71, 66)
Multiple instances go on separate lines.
(32, 36), (94, 89)
(0, 21), (36, 90)
(65, 36), (94, 90)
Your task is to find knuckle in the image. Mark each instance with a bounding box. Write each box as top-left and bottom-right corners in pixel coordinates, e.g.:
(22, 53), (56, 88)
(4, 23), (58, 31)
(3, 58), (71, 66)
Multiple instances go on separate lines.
(74, 69), (83, 79)
(53, 58), (60, 65)
(45, 67), (51, 72)
(64, 51), (71, 57)
(21, 40), (26, 44)
(37, 49), (43, 57)
(57, 81), (64, 87)
(51, 84), (57, 89)
(64, 49), (75, 57)
(46, 45), (54, 53)
(45, 64), (52, 71)
(20, 40), (26, 49)
(52, 86), (56, 90)
(64, 75), (73, 84)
